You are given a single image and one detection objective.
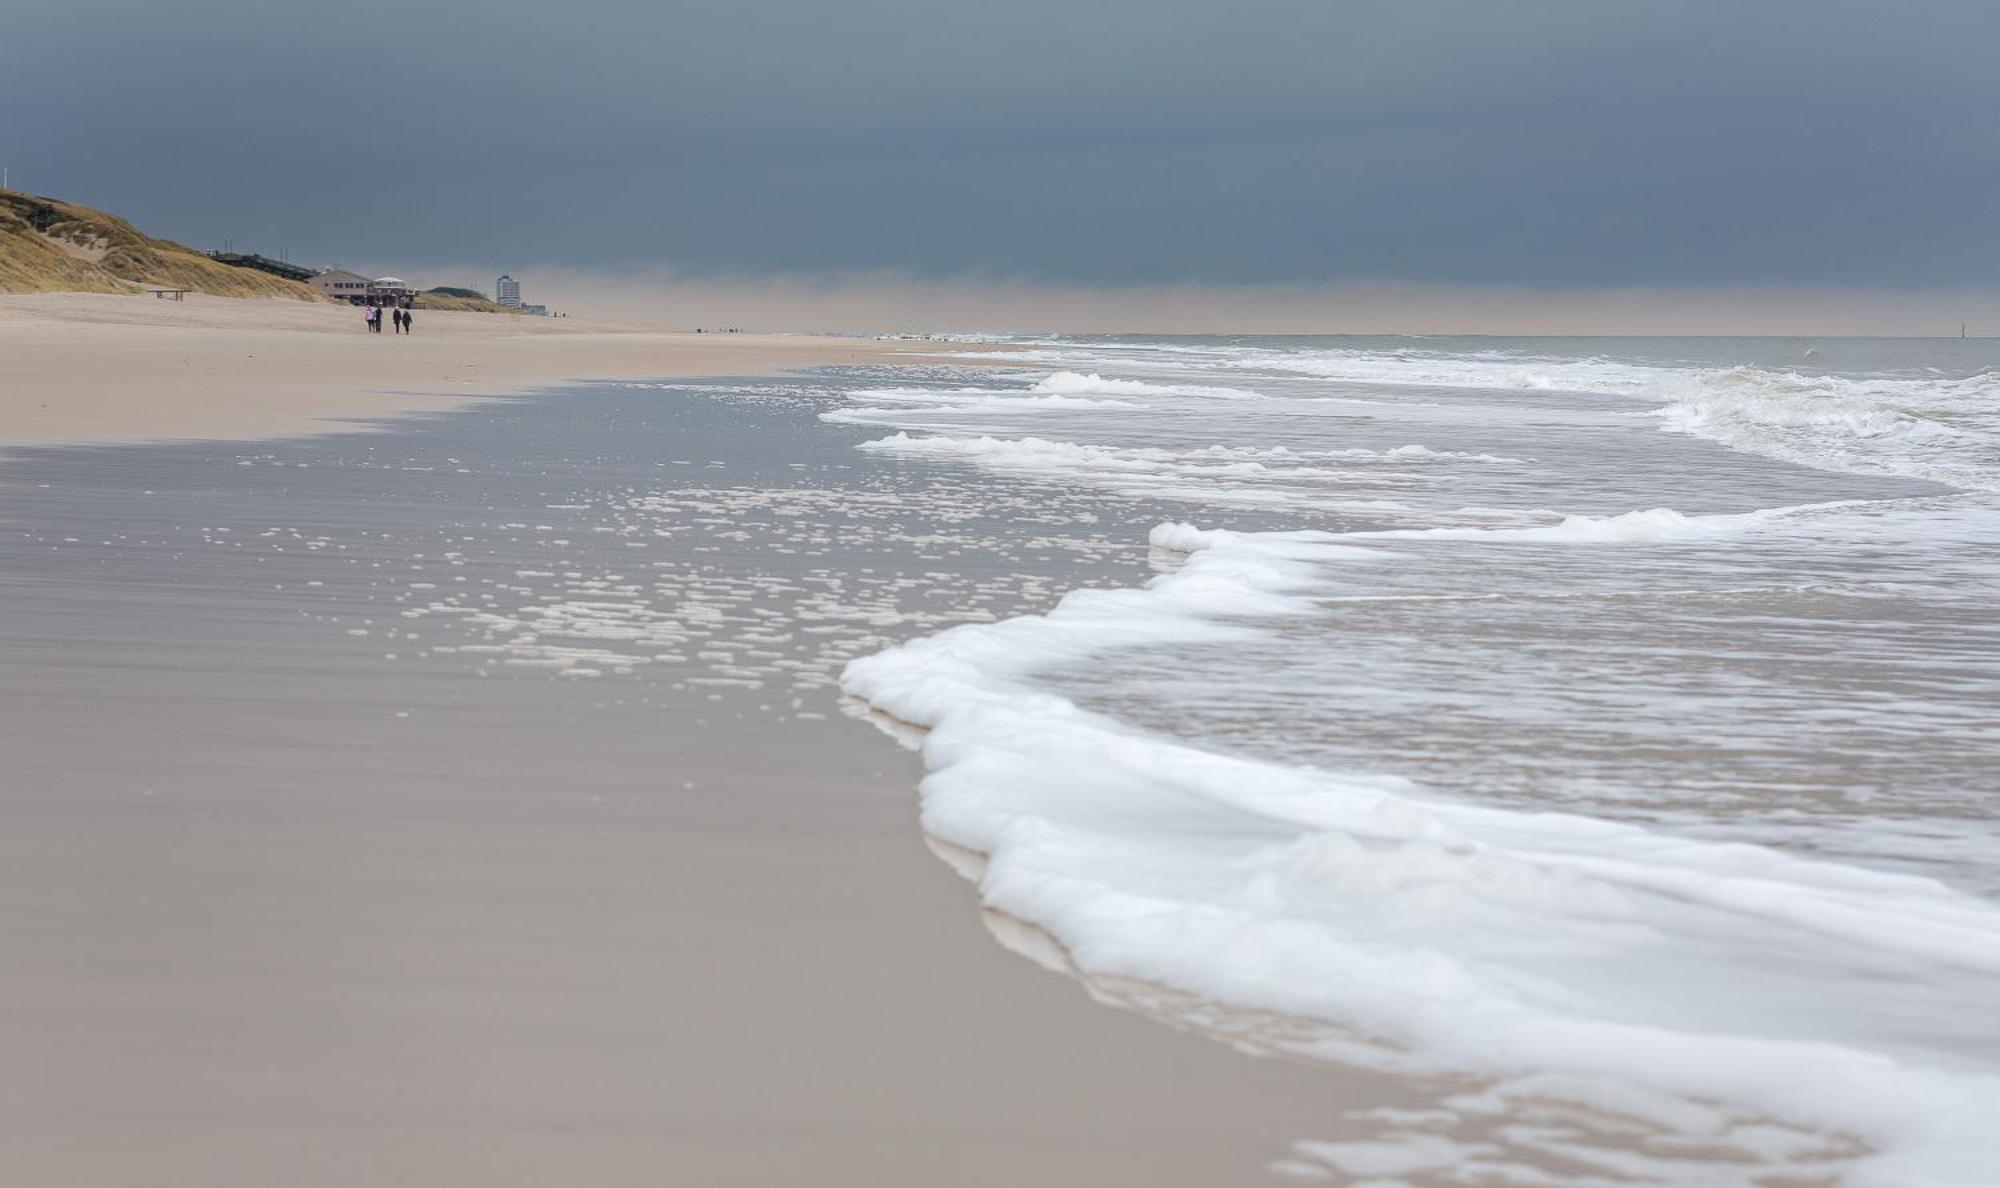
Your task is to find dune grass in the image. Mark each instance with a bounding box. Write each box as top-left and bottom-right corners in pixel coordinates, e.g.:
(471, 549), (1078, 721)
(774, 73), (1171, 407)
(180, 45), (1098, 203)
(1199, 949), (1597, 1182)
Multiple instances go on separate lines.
(0, 189), (326, 300)
(417, 288), (520, 313)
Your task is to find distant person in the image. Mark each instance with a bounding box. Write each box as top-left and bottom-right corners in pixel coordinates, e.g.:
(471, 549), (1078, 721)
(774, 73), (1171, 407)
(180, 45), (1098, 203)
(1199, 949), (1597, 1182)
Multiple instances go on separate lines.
(394, 308), (407, 334)
(401, 308), (414, 335)
(365, 303), (379, 333)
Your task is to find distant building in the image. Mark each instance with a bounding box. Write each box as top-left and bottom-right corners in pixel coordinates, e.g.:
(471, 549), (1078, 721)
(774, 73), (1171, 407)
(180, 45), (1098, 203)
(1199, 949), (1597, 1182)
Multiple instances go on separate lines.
(495, 274), (521, 308)
(519, 303), (550, 317)
(369, 277), (413, 306)
(309, 267), (374, 303)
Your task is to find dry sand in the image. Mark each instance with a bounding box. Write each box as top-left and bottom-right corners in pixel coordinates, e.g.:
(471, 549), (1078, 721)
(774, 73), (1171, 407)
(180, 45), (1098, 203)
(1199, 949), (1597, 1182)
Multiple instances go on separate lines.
(0, 292), (941, 446)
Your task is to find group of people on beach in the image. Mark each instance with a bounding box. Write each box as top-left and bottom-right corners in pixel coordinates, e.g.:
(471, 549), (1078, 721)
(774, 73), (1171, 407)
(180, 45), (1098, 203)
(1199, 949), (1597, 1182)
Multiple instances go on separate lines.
(364, 303), (413, 334)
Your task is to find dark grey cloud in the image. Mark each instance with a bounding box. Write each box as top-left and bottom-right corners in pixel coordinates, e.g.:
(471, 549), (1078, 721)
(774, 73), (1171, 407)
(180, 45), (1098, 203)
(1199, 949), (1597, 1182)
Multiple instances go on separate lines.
(5, 0), (1996, 287)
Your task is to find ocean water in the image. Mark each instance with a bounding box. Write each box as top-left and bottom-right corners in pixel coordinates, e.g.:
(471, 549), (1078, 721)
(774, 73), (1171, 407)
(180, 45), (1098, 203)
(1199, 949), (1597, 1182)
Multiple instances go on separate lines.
(836, 336), (2000, 1185)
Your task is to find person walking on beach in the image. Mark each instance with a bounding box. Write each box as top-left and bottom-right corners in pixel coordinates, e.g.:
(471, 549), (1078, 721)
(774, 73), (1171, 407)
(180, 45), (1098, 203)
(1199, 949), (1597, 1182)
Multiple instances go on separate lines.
(365, 303), (379, 333)
(400, 308), (414, 335)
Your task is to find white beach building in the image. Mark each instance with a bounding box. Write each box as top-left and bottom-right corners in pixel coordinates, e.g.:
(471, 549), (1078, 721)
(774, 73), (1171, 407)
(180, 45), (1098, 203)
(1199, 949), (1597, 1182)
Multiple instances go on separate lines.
(308, 267), (373, 303)
(495, 274), (521, 308)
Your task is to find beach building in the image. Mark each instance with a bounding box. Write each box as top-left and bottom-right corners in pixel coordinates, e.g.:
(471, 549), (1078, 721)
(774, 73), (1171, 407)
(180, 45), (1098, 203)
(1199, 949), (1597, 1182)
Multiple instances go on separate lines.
(309, 270), (414, 307)
(369, 277), (413, 306)
(308, 268), (373, 303)
(495, 274), (521, 308)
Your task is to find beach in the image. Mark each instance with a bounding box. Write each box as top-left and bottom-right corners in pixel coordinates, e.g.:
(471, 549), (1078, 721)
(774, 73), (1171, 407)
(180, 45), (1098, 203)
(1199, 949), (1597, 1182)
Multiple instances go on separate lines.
(5, 301), (1998, 1186)
(0, 306), (1420, 1187)
(14, 0), (1995, 1179)
(0, 292), (933, 447)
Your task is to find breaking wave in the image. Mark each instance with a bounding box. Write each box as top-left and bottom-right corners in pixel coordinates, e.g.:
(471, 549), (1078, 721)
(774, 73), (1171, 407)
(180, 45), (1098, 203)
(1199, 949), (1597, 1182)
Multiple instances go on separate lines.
(844, 515), (2000, 1187)
(831, 332), (2000, 1184)
(1235, 349), (2000, 492)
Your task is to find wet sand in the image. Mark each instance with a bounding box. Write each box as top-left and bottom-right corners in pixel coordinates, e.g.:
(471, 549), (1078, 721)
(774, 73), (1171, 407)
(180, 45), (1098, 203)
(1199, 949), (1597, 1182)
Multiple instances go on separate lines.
(0, 379), (1416, 1186)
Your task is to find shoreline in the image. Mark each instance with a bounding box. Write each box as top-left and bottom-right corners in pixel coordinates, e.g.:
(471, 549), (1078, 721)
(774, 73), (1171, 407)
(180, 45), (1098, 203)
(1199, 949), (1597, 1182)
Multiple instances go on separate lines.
(0, 291), (968, 448)
(6, 305), (1955, 1183)
(0, 375), (1423, 1186)
(817, 334), (1998, 1186)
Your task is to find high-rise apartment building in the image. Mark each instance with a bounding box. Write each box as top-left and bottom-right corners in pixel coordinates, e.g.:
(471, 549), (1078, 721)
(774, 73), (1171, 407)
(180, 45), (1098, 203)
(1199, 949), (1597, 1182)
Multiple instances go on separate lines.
(495, 274), (521, 308)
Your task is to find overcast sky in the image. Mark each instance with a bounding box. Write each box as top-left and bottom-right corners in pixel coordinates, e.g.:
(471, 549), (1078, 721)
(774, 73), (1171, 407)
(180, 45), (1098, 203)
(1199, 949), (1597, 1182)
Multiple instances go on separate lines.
(6, 1), (1996, 298)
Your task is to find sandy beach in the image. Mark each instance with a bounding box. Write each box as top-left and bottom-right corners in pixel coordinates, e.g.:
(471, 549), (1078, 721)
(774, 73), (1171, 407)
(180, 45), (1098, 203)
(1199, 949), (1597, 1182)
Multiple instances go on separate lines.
(15, 1), (1996, 1181)
(8, 293), (1987, 1186)
(0, 292), (938, 447)
(0, 305), (1435, 1186)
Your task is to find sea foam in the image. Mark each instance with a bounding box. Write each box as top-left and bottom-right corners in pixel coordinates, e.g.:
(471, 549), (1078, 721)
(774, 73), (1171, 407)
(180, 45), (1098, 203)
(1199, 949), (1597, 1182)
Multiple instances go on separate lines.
(843, 518), (2000, 1186)
(825, 334), (2000, 1184)
(1224, 347), (1999, 493)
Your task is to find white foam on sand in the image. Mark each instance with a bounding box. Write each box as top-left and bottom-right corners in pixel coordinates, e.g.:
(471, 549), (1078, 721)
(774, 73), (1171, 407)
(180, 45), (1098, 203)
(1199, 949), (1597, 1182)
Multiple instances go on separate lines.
(841, 515), (2000, 1188)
